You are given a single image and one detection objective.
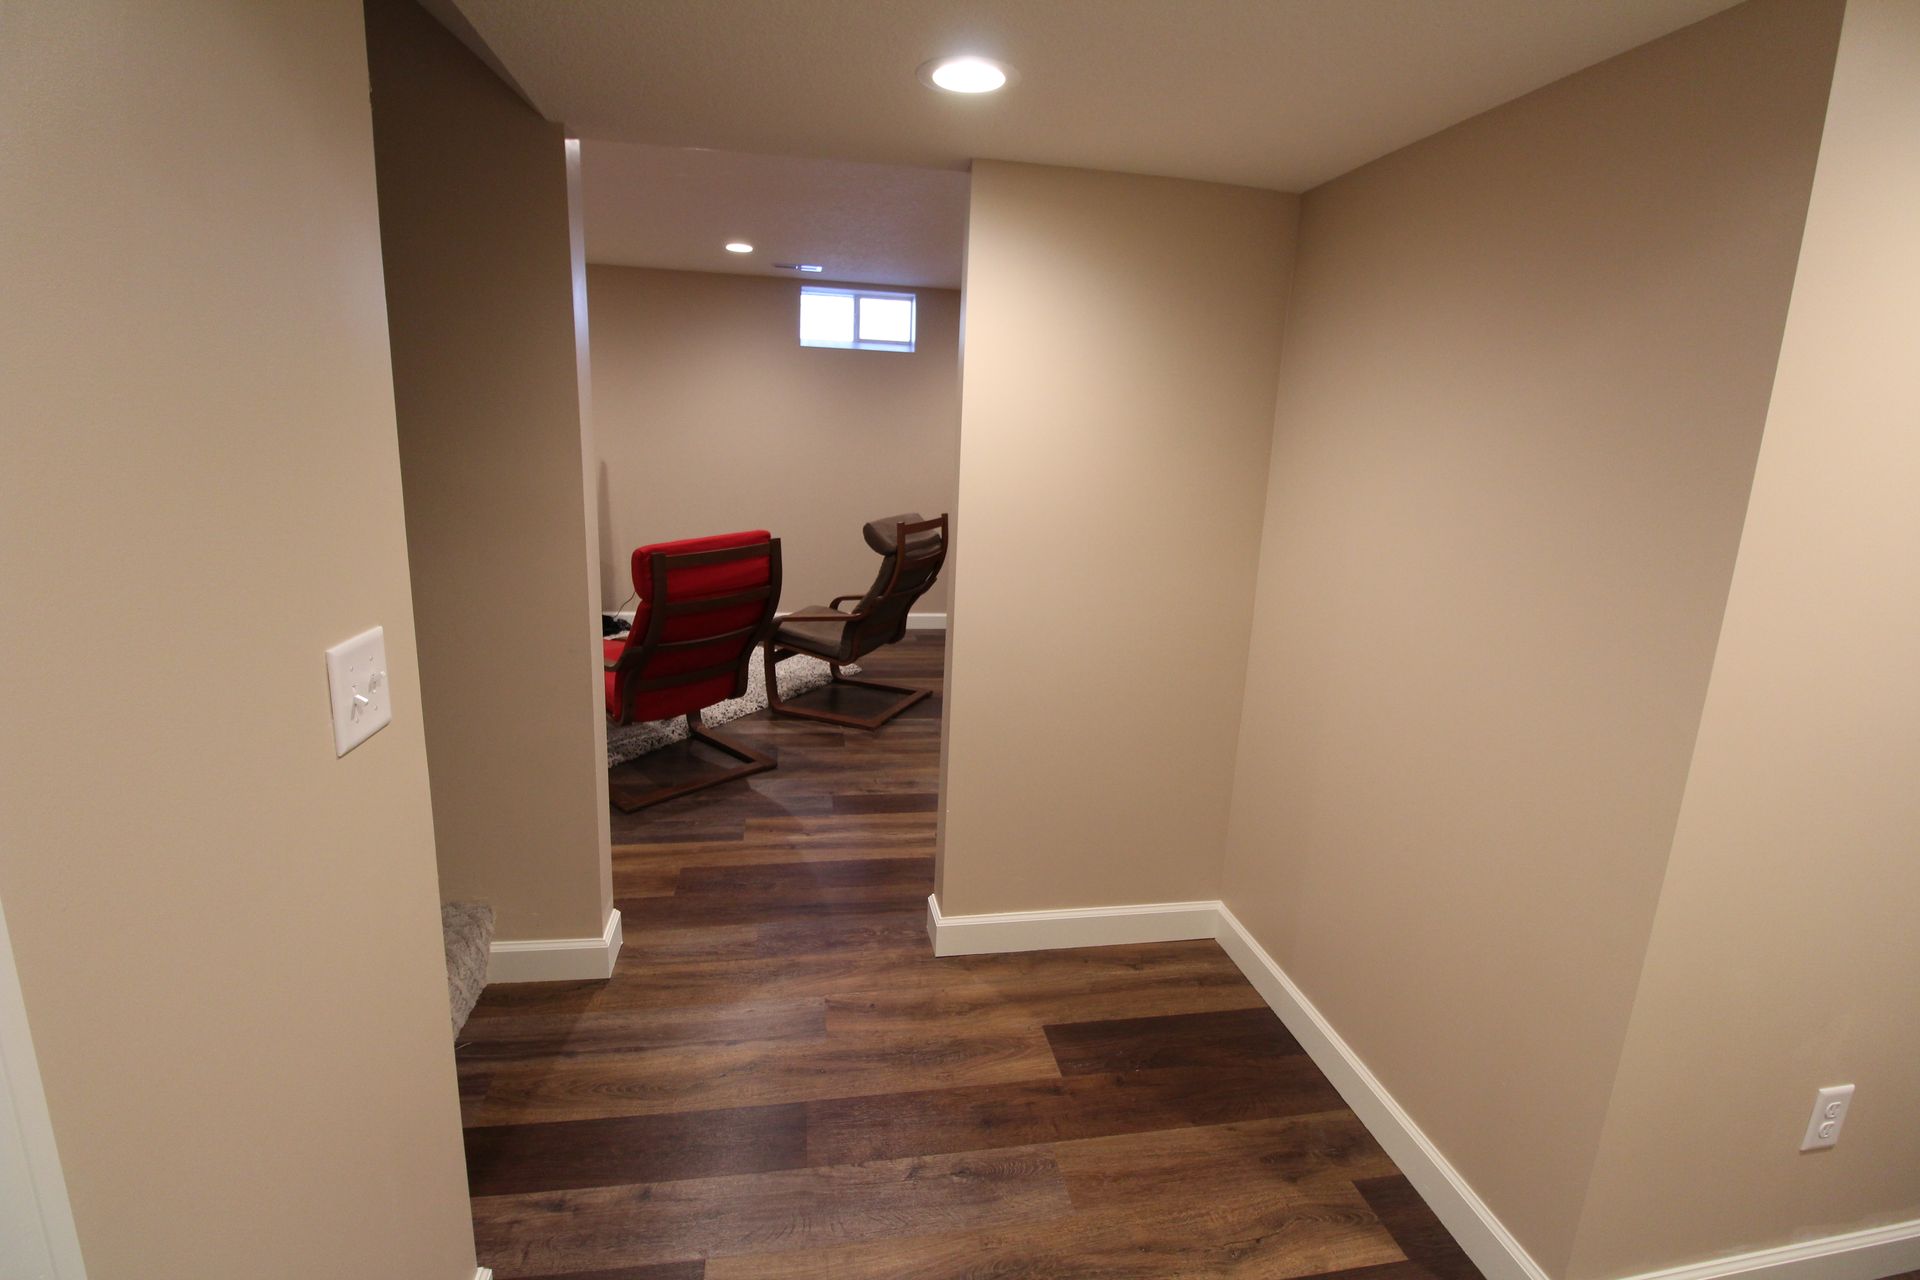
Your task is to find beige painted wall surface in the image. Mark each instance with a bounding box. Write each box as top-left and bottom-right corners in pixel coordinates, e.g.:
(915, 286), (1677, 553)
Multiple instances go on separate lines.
(366, 0), (611, 941)
(1568, 4), (1920, 1272)
(589, 267), (961, 614)
(939, 161), (1295, 914)
(1217, 0), (1841, 1269)
(0, 2), (477, 1277)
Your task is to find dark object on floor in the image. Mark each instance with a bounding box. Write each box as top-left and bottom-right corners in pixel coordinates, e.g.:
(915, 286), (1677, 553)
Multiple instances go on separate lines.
(603, 530), (783, 811)
(766, 512), (948, 729)
(602, 614), (630, 637)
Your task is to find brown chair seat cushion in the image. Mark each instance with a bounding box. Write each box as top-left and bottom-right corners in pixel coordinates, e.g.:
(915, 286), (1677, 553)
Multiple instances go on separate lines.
(775, 609), (858, 662)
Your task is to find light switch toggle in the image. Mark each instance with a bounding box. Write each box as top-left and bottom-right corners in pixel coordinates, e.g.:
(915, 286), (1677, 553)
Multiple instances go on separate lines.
(326, 626), (392, 757)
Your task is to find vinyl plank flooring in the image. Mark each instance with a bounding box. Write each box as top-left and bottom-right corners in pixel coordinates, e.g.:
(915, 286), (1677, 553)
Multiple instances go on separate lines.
(457, 1000), (827, 1062)
(463, 1024), (1060, 1126)
(511, 1264), (705, 1280)
(461, 634), (1480, 1279)
(805, 1056), (1347, 1166)
(613, 832), (934, 877)
(820, 966), (1262, 1036)
(749, 910), (929, 959)
(464, 1102), (807, 1197)
(610, 865), (680, 898)
(1051, 1113), (1399, 1211)
(643, 817), (940, 850)
(1043, 1005), (1307, 1075)
(1356, 1174), (1484, 1280)
(619, 877), (930, 925)
(671, 856), (932, 895)
(703, 1180), (1399, 1280)
(471, 939), (1249, 1020)
(611, 921), (771, 966)
(831, 790), (939, 813)
(471, 1145), (1072, 1277)
(1261, 1265), (1443, 1280)
(612, 908), (928, 966)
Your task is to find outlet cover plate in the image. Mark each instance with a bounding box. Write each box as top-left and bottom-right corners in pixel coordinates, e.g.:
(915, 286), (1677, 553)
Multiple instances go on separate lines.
(325, 626), (391, 757)
(1801, 1084), (1854, 1151)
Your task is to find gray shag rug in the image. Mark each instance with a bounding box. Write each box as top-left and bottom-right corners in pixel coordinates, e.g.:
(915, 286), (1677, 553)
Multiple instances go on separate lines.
(606, 645), (854, 769)
(441, 901), (494, 1037)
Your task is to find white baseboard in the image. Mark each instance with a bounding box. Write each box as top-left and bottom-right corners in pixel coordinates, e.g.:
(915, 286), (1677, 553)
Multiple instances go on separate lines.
(924, 893), (1218, 957)
(1211, 904), (1549, 1280)
(608, 608), (946, 632)
(924, 895), (1911, 1280)
(486, 907), (622, 983)
(1, 893), (89, 1279)
(1609, 1218), (1920, 1280)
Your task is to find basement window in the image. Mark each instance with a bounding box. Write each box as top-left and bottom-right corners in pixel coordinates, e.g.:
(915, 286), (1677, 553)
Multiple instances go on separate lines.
(799, 286), (916, 352)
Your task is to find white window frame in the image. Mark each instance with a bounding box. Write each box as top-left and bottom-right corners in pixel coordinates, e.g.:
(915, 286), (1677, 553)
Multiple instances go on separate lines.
(799, 286), (917, 353)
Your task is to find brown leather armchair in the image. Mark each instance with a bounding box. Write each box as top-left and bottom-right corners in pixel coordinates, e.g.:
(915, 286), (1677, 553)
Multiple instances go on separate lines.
(764, 513), (948, 729)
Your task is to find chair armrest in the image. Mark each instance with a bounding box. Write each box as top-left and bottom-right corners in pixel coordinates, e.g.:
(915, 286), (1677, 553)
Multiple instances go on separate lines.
(784, 608), (863, 623)
(828, 595), (864, 611)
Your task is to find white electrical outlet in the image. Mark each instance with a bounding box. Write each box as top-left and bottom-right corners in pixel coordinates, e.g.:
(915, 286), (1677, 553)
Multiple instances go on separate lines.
(1800, 1084), (1854, 1151)
(325, 626), (392, 757)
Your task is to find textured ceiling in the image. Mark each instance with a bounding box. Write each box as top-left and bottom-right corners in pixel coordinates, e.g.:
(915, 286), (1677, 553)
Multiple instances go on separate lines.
(448, 0), (1741, 191)
(582, 142), (969, 289)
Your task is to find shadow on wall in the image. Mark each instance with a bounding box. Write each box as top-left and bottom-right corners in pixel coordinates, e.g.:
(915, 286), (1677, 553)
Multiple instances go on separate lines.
(598, 458), (617, 606)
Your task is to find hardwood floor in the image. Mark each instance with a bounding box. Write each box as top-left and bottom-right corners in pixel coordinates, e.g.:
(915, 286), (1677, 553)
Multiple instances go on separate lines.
(458, 633), (1481, 1279)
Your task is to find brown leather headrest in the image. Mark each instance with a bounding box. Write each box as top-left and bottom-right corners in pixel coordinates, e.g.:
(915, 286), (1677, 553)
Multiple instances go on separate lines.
(863, 513), (930, 555)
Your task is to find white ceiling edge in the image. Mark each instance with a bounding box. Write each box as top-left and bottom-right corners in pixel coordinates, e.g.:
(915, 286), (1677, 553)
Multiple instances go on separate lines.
(581, 141), (969, 290)
(444, 0), (1746, 193)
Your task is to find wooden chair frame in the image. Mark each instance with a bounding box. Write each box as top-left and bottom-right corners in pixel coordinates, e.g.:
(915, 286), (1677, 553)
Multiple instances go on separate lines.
(765, 516), (945, 730)
(606, 538), (782, 812)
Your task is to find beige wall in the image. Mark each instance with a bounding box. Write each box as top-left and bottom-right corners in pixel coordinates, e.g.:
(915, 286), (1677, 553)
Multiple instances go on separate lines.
(938, 162), (1296, 915)
(1567, 3), (1920, 1271)
(1217, 0), (1841, 1270)
(366, 0), (612, 942)
(589, 267), (961, 615)
(0, 2), (476, 1276)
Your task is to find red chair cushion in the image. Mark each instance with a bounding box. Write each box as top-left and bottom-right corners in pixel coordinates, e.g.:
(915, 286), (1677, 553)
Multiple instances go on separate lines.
(606, 530), (773, 724)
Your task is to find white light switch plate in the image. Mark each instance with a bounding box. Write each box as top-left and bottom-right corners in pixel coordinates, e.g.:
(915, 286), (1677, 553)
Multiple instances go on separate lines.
(325, 626), (391, 757)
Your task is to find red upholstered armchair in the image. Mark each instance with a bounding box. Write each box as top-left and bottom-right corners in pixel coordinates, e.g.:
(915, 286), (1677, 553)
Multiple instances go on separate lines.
(603, 530), (783, 811)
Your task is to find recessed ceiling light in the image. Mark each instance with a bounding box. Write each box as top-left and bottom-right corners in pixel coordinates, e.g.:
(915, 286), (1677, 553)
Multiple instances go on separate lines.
(919, 55), (1012, 95)
(724, 241), (754, 254)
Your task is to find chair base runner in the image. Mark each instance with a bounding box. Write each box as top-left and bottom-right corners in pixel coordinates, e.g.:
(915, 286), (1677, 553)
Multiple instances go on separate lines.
(765, 647), (931, 730)
(608, 716), (774, 813)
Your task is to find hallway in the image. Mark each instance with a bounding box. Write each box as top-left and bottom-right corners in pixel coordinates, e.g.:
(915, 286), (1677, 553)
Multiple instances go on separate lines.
(456, 634), (1478, 1278)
